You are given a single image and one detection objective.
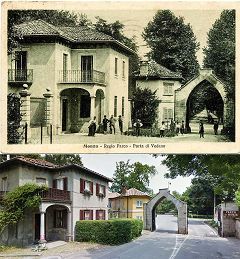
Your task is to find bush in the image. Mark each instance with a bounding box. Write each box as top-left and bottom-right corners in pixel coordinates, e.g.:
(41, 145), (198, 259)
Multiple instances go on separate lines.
(75, 219), (143, 245)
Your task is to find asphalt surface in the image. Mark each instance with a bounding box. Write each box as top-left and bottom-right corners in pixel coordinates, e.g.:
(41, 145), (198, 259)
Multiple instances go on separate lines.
(45, 215), (240, 259)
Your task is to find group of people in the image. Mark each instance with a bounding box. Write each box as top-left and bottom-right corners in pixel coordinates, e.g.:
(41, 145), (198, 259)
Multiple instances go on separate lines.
(160, 119), (185, 138)
(88, 115), (124, 136)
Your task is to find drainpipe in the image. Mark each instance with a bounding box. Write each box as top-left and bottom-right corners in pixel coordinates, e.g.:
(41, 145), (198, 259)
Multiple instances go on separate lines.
(127, 196), (129, 218)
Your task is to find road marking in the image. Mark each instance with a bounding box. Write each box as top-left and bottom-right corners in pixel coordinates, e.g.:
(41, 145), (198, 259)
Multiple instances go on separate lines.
(169, 234), (189, 259)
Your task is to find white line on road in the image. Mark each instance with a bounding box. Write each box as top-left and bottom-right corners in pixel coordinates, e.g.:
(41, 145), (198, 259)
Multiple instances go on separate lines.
(169, 234), (189, 259)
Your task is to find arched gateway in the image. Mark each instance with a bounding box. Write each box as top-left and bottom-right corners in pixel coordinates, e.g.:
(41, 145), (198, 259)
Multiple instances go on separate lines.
(175, 69), (230, 130)
(144, 188), (188, 234)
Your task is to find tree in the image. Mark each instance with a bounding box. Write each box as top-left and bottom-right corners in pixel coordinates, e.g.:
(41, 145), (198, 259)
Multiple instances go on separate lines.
(7, 93), (22, 144)
(161, 155), (240, 201)
(203, 10), (235, 100)
(143, 10), (199, 83)
(182, 175), (216, 215)
(132, 88), (159, 127)
(110, 160), (157, 194)
(44, 154), (83, 166)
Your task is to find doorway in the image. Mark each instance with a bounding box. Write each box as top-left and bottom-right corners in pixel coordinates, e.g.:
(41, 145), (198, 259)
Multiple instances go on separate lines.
(62, 99), (68, 131)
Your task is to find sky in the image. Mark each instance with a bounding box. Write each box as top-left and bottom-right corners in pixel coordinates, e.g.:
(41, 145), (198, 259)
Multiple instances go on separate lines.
(80, 154), (192, 194)
(81, 9), (222, 66)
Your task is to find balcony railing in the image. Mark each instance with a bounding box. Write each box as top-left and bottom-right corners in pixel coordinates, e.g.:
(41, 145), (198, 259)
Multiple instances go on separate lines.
(40, 188), (71, 202)
(58, 70), (105, 84)
(8, 69), (33, 83)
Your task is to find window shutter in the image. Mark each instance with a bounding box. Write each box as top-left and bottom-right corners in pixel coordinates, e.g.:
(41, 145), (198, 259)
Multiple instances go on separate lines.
(90, 181), (93, 194)
(79, 210), (84, 220)
(96, 183), (99, 196)
(53, 179), (57, 189)
(63, 177), (68, 191)
(80, 179), (85, 193)
(96, 210), (99, 220)
(103, 186), (106, 197)
(90, 210), (93, 220)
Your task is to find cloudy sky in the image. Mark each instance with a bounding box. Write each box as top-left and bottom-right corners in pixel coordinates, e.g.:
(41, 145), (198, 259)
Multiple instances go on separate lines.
(81, 9), (222, 66)
(81, 154), (192, 194)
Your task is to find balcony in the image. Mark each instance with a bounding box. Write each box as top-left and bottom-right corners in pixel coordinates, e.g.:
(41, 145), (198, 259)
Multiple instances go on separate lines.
(8, 69), (33, 85)
(58, 70), (106, 85)
(40, 188), (71, 203)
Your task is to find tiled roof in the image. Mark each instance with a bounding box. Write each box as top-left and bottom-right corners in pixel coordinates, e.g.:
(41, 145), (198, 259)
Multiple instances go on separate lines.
(58, 26), (114, 42)
(108, 192), (121, 199)
(14, 19), (134, 54)
(139, 61), (182, 79)
(125, 188), (150, 197)
(109, 188), (150, 198)
(0, 156), (112, 182)
(11, 156), (57, 168)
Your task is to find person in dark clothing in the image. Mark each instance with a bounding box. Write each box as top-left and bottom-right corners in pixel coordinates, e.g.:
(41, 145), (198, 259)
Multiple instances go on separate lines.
(118, 115), (123, 134)
(109, 115), (116, 134)
(180, 121), (185, 135)
(88, 116), (97, 136)
(199, 121), (204, 138)
(102, 115), (109, 134)
(213, 121), (219, 135)
(134, 119), (143, 137)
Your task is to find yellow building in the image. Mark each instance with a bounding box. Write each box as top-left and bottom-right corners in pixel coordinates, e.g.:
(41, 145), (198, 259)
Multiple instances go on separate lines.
(109, 188), (150, 220)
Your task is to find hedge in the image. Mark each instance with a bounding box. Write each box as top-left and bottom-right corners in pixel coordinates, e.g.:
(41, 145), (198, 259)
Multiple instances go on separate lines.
(75, 218), (143, 245)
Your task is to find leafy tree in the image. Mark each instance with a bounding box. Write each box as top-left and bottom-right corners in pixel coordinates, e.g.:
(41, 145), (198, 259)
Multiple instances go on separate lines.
(0, 183), (46, 234)
(132, 88), (159, 127)
(203, 10), (235, 100)
(143, 10), (199, 83)
(44, 154), (83, 166)
(7, 93), (22, 144)
(110, 160), (157, 194)
(182, 175), (216, 215)
(161, 155), (240, 201)
(110, 160), (133, 193)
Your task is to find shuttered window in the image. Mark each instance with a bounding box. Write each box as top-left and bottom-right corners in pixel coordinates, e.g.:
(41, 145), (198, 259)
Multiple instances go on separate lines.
(163, 108), (173, 121)
(96, 210), (105, 220)
(163, 82), (174, 95)
(80, 210), (93, 220)
(80, 178), (93, 194)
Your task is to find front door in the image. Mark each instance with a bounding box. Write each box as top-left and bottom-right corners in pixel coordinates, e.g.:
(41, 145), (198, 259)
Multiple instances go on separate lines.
(15, 51), (27, 81)
(62, 99), (68, 131)
(81, 56), (93, 82)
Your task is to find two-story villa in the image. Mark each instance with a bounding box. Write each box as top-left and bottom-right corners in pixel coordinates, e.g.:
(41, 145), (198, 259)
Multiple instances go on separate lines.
(0, 156), (111, 246)
(109, 188), (150, 220)
(135, 60), (182, 127)
(8, 19), (134, 134)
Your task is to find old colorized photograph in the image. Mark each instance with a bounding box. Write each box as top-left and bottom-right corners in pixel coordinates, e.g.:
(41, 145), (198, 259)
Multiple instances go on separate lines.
(1, 1), (238, 153)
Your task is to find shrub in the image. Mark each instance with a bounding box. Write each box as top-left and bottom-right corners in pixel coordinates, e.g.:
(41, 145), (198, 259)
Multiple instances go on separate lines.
(75, 218), (143, 245)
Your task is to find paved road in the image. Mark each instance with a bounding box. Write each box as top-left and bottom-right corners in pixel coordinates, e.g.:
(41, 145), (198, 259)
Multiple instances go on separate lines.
(49, 215), (240, 259)
(32, 131), (228, 144)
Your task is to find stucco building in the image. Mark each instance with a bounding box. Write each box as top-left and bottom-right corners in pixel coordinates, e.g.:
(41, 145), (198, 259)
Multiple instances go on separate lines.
(0, 156), (111, 246)
(8, 19), (134, 135)
(108, 188), (150, 220)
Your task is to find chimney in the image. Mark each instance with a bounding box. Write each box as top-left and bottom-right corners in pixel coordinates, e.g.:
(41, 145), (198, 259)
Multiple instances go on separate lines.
(139, 60), (149, 76)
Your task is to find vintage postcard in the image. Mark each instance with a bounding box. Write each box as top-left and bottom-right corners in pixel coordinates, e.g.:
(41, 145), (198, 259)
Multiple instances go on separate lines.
(0, 1), (239, 153)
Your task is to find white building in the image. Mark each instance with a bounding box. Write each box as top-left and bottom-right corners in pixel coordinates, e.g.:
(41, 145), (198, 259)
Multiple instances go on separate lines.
(8, 19), (134, 135)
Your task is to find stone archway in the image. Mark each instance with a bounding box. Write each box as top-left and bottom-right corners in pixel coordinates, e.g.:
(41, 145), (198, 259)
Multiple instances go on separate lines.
(175, 69), (229, 130)
(144, 188), (188, 234)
